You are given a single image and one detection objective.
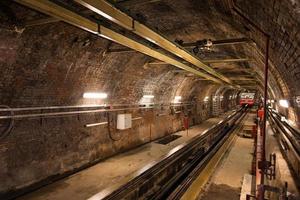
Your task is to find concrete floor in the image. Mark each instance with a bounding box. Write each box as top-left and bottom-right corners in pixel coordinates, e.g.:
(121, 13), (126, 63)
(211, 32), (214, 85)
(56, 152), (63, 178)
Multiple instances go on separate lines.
(265, 123), (300, 199)
(18, 113), (232, 200)
(199, 115), (300, 200)
(199, 114), (255, 200)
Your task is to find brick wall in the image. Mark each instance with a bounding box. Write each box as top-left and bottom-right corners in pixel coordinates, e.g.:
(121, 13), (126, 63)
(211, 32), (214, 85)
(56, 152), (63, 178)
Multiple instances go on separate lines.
(234, 0), (300, 126)
(0, 21), (239, 196)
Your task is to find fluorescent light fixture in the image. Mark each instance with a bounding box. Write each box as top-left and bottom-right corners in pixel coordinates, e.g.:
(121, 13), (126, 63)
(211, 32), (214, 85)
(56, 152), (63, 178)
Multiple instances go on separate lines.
(83, 92), (107, 99)
(287, 119), (295, 126)
(174, 96), (182, 103)
(281, 116), (286, 122)
(279, 99), (289, 108)
(143, 95), (154, 99)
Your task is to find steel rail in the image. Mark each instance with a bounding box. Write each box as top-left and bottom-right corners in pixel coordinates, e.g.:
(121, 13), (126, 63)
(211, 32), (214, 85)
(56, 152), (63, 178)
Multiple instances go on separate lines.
(181, 37), (253, 47)
(268, 109), (300, 156)
(166, 109), (248, 200)
(89, 108), (245, 200)
(268, 109), (300, 183)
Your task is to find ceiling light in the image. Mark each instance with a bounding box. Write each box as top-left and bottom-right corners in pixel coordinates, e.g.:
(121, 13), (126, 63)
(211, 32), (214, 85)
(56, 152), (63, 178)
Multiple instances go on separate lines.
(83, 92), (107, 99)
(174, 96), (182, 100)
(143, 95), (154, 99)
(281, 116), (286, 122)
(279, 99), (289, 108)
(204, 96), (209, 101)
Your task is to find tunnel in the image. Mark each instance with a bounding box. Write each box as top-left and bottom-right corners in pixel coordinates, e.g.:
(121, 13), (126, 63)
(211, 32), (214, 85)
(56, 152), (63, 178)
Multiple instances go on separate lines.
(0, 0), (300, 200)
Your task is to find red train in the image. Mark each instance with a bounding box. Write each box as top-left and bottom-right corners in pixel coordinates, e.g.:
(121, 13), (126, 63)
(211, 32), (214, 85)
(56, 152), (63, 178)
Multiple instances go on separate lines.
(239, 92), (255, 106)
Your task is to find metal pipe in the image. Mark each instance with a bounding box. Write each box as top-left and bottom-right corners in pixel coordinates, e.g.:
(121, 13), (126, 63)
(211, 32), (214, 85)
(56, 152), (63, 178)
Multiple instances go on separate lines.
(0, 104), (108, 112)
(0, 102), (196, 120)
(231, 2), (270, 199)
(181, 37), (253, 47)
(0, 102), (194, 112)
(0, 107), (146, 120)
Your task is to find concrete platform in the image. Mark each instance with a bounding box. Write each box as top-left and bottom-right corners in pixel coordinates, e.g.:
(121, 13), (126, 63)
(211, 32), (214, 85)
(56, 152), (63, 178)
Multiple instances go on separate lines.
(17, 112), (233, 200)
(199, 113), (255, 200)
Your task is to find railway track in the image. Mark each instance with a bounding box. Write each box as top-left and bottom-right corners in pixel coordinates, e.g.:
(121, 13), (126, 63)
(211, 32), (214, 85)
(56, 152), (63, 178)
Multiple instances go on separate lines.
(268, 108), (300, 182)
(91, 108), (248, 200)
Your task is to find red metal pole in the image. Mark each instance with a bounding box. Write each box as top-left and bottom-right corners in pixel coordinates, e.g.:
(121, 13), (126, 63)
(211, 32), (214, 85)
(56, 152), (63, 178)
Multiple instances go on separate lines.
(231, 2), (270, 199)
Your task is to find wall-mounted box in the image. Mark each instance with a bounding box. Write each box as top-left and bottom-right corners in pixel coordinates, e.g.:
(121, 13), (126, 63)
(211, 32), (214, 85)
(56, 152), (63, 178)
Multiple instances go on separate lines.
(117, 113), (132, 130)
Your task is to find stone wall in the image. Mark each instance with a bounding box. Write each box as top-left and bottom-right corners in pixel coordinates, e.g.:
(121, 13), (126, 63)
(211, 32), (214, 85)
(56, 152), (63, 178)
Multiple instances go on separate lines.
(0, 21), (237, 196)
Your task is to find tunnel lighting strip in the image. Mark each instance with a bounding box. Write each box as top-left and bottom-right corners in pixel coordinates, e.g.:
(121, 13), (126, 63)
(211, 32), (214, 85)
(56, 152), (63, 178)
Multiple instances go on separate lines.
(157, 113), (167, 117)
(132, 117), (143, 121)
(279, 99), (289, 108)
(204, 96), (209, 101)
(85, 121), (108, 127)
(83, 92), (108, 99)
(143, 95), (155, 99)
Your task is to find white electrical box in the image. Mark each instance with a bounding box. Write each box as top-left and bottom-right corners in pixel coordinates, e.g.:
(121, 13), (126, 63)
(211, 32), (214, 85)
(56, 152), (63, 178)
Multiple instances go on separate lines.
(117, 113), (132, 130)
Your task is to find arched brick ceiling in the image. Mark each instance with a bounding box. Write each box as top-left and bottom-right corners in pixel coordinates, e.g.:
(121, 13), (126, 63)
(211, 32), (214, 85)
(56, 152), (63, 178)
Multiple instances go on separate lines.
(0, 0), (299, 125)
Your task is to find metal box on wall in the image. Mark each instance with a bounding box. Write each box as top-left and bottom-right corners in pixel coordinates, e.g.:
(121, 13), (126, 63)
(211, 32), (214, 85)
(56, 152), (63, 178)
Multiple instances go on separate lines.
(117, 113), (132, 130)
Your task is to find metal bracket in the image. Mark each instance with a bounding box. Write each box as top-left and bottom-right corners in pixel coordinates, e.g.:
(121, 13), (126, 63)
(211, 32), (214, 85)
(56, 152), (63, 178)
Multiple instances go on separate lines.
(258, 153), (276, 180)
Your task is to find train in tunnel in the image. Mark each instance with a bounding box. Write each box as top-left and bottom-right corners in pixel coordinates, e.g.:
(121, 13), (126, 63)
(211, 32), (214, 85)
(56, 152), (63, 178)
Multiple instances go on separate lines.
(239, 92), (255, 106)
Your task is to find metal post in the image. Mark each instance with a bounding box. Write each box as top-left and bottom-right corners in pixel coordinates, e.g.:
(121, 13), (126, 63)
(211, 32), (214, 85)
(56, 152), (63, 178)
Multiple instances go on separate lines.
(231, 2), (271, 200)
(262, 37), (270, 162)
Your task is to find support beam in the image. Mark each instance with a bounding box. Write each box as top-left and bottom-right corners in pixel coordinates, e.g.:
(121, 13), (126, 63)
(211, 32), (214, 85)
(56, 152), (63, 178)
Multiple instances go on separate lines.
(24, 9), (94, 27)
(75, 0), (232, 84)
(181, 38), (253, 47)
(15, 0), (224, 84)
(148, 58), (250, 65)
(147, 61), (174, 65)
(230, 77), (256, 81)
(24, 0), (161, 26)
(202, 58), (250, 64)
(25, 17), (58, 27)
